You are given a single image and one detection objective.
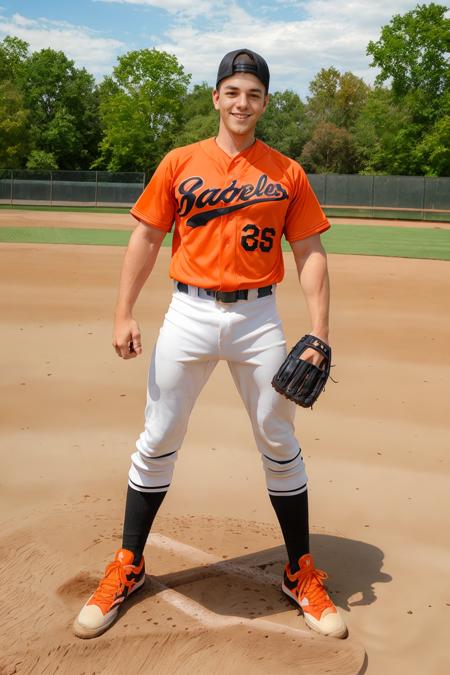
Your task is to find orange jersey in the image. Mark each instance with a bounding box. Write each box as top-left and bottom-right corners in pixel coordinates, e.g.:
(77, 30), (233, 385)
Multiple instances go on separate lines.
(130, 138), (330, 291)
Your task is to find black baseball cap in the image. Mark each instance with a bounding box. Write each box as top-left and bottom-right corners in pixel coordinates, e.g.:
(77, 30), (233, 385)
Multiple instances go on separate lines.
(216, 49), (270, 92)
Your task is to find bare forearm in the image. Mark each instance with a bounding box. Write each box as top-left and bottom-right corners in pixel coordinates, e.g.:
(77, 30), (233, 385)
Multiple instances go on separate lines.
(291, 236), (330, 340)
(115, 223), (165, 319)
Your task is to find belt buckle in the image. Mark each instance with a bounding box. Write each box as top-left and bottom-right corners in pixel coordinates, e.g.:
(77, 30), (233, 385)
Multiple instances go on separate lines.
(216, 290), (237, 303)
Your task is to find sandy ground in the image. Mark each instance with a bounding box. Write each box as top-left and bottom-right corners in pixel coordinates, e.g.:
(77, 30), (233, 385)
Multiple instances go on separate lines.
(0, 209), (449, 230)
(1, 211), (449, 675)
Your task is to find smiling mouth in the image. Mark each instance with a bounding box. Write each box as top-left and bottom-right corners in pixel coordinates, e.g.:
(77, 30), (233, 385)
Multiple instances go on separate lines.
(231, 113), (251, 119)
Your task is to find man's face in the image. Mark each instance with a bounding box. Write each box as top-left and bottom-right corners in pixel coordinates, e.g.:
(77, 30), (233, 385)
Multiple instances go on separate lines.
(212, 73), (269, 136)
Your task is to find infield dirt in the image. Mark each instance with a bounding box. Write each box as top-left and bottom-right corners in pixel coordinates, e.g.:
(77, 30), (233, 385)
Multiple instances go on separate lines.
(1, 209), (449, 229)
(0, 211), (449, 675)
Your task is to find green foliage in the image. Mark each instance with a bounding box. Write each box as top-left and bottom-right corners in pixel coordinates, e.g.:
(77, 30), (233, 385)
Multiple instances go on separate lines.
(257, 90), (307, 158)
(302, 68), (369, 173)
(175, 111), (219, 147)
(306, 67), (369, 130)
(182, 83), (214, 118)
(0, 80), (29, 168)
(96, 49), (190, 172)
(1, 5), (448, 177)
(26, 150), (58, 170)
(413, 113), (450, 175)
(0, 36), (28, 80)
(307, 67), (340, 120)
(354, 88), (413, 173)
(363, 4), (450, 175)
(174, 83), (219, 146)
(354, 85), (450, 176)
(300, 122), (360, 173)
(367, 3), (449, 102)
(21, 49), (100, 170)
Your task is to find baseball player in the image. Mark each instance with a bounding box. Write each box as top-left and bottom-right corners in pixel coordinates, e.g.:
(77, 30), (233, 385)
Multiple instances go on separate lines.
(73, 49), (347, 640)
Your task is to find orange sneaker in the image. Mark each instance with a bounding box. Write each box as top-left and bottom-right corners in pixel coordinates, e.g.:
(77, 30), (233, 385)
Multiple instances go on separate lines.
(282, 553), (347, 638)
(73, 549), (145, 638)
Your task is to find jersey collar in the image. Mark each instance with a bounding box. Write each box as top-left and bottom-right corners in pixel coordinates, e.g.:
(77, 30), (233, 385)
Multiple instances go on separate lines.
(200, 137), (269, 166)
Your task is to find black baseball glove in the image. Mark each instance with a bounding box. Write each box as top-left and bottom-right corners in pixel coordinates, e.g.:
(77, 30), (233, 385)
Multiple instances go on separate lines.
(271, 334), (332, 408)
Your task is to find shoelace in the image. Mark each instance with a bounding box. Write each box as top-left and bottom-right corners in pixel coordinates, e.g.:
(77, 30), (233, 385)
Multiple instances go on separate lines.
(289, 566), (333, 610)
(92, 561), (130, 604)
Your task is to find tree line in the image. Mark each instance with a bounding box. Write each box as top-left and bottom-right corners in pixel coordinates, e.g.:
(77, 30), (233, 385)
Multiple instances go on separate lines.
(0, 3), (448, 177)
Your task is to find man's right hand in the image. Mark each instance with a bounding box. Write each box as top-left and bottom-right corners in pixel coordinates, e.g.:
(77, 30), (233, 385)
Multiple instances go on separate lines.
(110, 222), (165, 360)
(113, 316), (142, 359)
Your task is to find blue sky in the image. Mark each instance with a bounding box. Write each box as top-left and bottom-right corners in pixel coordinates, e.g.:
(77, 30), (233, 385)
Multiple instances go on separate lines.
(0, 1), (422, 97)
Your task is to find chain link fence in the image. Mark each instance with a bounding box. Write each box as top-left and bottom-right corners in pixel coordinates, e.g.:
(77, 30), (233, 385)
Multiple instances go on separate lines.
(0, 170), (145, 207)
(307, 174), (449, 220)
(0, 169), (449, 219)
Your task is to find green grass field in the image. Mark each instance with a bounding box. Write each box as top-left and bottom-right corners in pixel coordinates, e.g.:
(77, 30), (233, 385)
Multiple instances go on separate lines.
(0, 204), (128, 214)
(0, 223), (449, 260)
(321, 223), (450, 260)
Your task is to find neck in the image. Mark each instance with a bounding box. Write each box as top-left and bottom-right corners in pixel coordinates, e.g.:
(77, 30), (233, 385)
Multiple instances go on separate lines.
(215, 126), (256, 157)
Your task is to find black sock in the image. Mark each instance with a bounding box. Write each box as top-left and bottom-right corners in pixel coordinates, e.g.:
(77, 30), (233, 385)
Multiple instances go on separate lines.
(269, 489), (310, 573)
(121, 485), (167, 564)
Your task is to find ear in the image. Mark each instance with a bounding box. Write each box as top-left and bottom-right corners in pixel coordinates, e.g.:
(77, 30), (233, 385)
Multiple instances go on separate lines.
(212, 88), (220, 110)
(262, 93), (270, 113)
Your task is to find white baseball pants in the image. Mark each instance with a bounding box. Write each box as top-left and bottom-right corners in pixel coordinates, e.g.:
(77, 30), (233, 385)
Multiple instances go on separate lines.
(128, 286), (307, 497)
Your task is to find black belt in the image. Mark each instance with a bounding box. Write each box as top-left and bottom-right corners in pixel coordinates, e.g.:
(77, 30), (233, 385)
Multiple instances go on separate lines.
(176, 282), (273, 303)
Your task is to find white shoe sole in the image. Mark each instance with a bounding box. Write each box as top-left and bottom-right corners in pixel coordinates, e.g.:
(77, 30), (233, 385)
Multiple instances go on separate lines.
(73, 575), (145, 639)
(281, 582), (348, 639)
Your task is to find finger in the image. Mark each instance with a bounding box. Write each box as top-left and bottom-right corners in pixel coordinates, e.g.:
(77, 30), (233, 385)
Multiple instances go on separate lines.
(127, 340), (138, 357)
(131, 331), (142, 355)
(300, 348), (324, 367)
(122, 339), (138, 358)
(114, 341), (134, 359)
(113, 341), (122, 358)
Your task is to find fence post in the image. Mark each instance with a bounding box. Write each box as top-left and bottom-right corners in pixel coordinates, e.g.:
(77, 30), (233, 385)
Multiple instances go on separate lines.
(95, 171), (98, 207)
(323, 173), (327, 206)
(10, 170), (13, 206)
(422, 176), (426, 221)
(50, 171), (53, 207)
(370, 174), (375, 219)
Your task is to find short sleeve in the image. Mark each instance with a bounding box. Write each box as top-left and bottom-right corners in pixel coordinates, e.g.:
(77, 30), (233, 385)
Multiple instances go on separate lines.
(130, 152), (177, 232)
(284, 163), (330, 242)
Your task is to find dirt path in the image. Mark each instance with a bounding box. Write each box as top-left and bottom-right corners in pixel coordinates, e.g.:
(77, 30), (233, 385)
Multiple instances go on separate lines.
(0, 209), (448, 230)
(0, 242), (449, 675)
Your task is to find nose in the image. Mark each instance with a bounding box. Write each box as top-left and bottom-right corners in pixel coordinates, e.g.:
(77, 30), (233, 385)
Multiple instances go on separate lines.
(235, 93), (249, 109)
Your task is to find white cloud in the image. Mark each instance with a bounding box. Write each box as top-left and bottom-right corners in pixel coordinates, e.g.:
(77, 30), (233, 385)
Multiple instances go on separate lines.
(152, 0), (422, 96)
(0, 13), (125, 77)
(9, 13), (36, 27)
(95, 0), (214, 18)
(0, 1), (424, 94)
